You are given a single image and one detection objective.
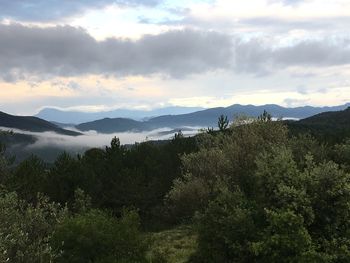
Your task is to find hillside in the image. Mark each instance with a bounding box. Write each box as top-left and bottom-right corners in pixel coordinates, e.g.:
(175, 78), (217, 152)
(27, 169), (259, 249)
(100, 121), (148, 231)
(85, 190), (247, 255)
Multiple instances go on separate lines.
(298, 107), (350, 126)
(0, 111), (81, 136)
(287, 107), (350, 143)
(76, 117), (147, 133)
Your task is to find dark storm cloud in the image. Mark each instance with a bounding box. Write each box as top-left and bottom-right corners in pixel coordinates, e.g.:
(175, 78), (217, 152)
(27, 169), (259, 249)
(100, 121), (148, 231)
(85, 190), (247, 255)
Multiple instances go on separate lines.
(0, 0), (161, 22)
(0, 24), (233, 80)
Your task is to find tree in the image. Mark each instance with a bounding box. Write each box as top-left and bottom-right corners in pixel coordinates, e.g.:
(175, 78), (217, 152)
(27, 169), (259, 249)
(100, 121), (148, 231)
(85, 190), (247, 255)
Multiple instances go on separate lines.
(0, 141), (14, 186)
(166, 119), (290, 221)
(218, 114), (229, 131)
(46, 152), (86, 205)
(258, 110), (272, 122)
(251, 209), (318, 263)
(332, 138), (350, 172)
(9, 155), (47, 203)
(166, 147), (229, 221)
(193, 187), (256, 263)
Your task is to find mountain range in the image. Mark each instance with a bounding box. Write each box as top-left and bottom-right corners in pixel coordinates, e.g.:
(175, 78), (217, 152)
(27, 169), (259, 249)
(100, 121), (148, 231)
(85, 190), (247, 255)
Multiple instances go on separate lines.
(1, 104), (349, 163)
(74, 103), (350, 133)
(36, 106), (204, 124)
(1, 103), (350, 135)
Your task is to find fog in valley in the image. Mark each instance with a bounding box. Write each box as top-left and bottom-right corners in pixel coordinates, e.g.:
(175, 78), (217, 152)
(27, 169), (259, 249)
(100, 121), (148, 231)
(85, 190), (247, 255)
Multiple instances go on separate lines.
(0, 127), (201, 151)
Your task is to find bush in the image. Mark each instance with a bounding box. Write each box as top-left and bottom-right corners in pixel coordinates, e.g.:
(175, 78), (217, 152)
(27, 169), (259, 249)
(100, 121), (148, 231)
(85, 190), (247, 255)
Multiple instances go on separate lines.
(0, 191), (67, 263)
(51, 209), (148, 263)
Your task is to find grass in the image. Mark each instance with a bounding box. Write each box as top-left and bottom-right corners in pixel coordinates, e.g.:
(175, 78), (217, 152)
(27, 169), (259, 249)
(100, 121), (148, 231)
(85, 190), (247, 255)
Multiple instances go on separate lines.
(147, 225), (197, 263)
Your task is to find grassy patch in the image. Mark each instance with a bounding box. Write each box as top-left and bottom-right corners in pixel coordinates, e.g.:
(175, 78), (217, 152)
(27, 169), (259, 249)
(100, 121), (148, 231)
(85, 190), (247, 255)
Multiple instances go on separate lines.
(147, 225), (197, 263)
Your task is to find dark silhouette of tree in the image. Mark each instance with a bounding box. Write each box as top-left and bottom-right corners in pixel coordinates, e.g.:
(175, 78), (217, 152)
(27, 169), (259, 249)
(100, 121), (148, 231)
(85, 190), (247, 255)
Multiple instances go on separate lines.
(258, 110), (272, 122)
(218, 114), (229, 131)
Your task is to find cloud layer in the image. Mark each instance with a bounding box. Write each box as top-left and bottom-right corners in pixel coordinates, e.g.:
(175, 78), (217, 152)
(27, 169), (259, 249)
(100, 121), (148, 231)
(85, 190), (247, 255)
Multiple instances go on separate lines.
(1, 23), (350, 81)
(0, 0), (350, 114)
(0, 24), (233, 80)
(0, 0), (161, 21)
(233, 38), (350, 74)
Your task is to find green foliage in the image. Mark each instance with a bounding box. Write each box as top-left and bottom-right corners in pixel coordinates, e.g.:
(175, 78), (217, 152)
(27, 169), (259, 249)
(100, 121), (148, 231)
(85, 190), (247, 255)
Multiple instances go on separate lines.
(332, 138), (350, 171)
(166, 118), (290, 220)
(193, 144), (350, 262)
(288, 133), (328, 169)
(254, 146), (314, 224)
(0, 191), (67, 263)
(8, 155), (47, 203)
(193, 187), (256, 263)
(0, 141), (14, 185)
(251, 209), (316, 263)
(166, 174), (211, 221)
(51, 209), (148, 263)
(307, 161), (350, 241)
(46, 152), (86, 204)
(72, 188), (92, 214)
(2, 111), (350, 262)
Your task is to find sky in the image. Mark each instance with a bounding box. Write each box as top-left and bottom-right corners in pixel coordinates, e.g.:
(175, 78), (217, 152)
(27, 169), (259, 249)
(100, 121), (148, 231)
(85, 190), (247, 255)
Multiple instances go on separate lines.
(0, 0), (350, 115)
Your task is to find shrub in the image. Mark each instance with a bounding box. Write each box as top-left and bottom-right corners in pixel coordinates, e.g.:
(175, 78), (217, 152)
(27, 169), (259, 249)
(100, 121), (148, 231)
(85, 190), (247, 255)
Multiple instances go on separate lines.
(51, 209), (148, 263)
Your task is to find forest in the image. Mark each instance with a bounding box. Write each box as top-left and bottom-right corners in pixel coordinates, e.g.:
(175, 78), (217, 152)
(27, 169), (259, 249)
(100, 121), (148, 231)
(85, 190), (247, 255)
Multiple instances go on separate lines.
(1, 111), (350, 263)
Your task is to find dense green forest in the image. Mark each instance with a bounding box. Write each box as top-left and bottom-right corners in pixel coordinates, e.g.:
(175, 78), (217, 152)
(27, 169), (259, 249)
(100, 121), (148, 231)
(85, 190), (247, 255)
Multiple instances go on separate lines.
(1, 110), (350, 262)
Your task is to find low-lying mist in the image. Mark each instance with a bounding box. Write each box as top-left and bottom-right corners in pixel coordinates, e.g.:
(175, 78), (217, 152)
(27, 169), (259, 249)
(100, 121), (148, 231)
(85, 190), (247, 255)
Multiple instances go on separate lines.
(1, 126), (206, 163)
(1, 126), (201, 159)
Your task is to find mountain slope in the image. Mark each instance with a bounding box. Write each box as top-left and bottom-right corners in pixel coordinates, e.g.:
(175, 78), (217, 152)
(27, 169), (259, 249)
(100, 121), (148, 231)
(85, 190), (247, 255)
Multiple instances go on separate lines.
(298, 107), (350, 126)
(287, 107), (350, 143)
(0, 111), (81, 136)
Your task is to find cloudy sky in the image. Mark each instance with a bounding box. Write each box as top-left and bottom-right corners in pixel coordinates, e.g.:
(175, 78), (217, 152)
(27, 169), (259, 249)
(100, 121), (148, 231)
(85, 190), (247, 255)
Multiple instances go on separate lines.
(0, 0), (350, 115)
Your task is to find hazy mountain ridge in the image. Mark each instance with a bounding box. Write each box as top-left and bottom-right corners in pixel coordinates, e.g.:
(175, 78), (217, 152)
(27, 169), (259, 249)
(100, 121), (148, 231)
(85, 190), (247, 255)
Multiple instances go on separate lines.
(1, 105), (350, 163)
(0, 111), (81, 136)
(75, 103), (350, 133)
(36, 106), (205, 124)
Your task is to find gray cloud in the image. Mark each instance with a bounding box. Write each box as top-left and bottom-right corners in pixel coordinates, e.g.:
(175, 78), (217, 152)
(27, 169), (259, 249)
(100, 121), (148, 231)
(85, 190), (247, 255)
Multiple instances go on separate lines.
(233, 38), (350, 75)
(0, 0), (161, 22)
(0, 24), (233, 80)
(1, 24), (350, 81)
(274, 40), (350, 66)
